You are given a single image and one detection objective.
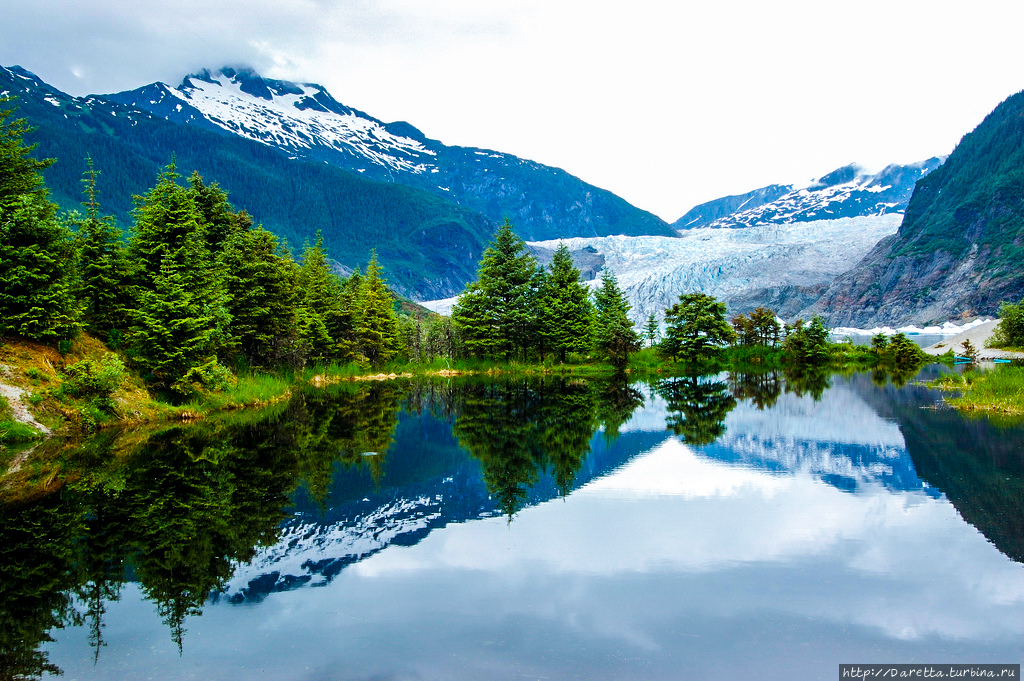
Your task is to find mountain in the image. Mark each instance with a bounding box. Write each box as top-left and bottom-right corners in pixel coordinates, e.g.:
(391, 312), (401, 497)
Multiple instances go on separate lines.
(517, 160), (943, 324)
(1, 64), (493, 299)
(673, 160), (944, 230)
(106, 66), (676, 242)
(803, 91), (1024, 327)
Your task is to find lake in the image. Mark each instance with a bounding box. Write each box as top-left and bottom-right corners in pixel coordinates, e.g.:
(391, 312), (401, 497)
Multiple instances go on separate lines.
(2, 368), (1023, 680)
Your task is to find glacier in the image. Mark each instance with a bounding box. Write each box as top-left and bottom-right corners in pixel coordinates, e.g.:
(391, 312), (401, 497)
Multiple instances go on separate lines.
(424, 214), (903, 323)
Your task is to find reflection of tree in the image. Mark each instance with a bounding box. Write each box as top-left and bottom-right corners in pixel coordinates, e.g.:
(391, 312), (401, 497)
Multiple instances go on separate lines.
(591, 377), (644, 444)
(537, 379), (597, 495)
(287, 382), (405, 505)
(453, 376), (643, 517)
(782, 364), (831, 401)
(0, 495), (83, 680)
(74, 488), (127, 663)
(453, 381), (543, 519)
(728, 371), (781, 410)
(656, 375), (737, 446)
(121, 425), (295, 651)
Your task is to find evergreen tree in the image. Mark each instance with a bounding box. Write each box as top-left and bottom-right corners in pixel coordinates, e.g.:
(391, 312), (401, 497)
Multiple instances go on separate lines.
(731, 307), (781, 348)
(73, 158), (129, 337)
(536, 243), (594, 362)
(643, 313), (660, 348)
(593, 269), (640, 370)
(452, 219), (538, 360)
(0, 99), (81, 342)
(355, 251), (400, 366)
(187, 172), (247, 253)
(296, 234), (347, 363)
(782, 316), (831, 366)
(126, 164), (231, 391)
(661, 292), (735, 363)
(0, 96), (53, 206)
(219, 226), (298, 367)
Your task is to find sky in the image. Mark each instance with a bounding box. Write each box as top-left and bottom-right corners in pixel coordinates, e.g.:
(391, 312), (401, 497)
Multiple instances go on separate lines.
(3, 0), (1024, 222)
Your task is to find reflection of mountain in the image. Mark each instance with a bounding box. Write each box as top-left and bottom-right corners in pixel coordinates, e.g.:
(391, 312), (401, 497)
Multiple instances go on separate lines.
(697, 380), (937, 495)
(220, 411), (668, 602)
(847, 372), (1024, 564)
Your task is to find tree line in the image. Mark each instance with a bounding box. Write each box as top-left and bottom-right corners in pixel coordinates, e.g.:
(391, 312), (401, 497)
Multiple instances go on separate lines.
(1, 99), (403, 397)
(2, 96), (932, 399)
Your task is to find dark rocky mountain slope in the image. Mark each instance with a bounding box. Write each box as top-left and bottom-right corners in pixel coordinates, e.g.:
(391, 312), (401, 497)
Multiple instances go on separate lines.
(803, 91), (1024, 326)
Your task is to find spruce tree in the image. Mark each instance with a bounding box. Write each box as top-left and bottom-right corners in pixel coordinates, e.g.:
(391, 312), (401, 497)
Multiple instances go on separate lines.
(73, 158), (129, 337)
(0, 98), (81, 342)
(355, 251), (400, 366)
(0, 96), (53, 205)
(536, 243), (594, 362)
(219, 226), (298, 367)
(643, 314), (660, 348)
(593, 269), (640, 370)
(296, 234), (347, 363)
(452, 219), (538, 360)
(126, 164), (230, 391)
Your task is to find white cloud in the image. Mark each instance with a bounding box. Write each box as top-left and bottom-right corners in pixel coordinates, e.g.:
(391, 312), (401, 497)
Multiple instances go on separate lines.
(3, 0), (1024, 220)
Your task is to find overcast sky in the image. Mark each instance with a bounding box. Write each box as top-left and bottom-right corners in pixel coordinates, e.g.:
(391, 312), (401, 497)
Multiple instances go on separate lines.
(3, 0), (1023, 221)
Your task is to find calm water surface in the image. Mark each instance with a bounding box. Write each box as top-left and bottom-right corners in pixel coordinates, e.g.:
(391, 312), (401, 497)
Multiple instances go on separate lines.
(3, 369), (1023, 680)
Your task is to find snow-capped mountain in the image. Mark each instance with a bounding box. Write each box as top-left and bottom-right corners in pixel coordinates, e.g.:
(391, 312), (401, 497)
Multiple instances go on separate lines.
(106, 66), (674, 241)
(111, 67), (437, 177)
(674, 159), (944, 230)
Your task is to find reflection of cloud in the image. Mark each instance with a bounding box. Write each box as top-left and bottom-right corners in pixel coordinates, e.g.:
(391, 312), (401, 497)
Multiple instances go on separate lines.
(49, 440), (1024, 680)
(351, 441), (1024, 644)
(724, 384), (906, 448)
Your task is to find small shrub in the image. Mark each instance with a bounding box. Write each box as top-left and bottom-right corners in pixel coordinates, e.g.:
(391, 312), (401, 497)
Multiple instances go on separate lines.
(960, 339), (980, 364)
(59, 354), (126, 399)
(989, 298), (1024, 348)
(888, 333), (926, 371)
(171, 357), (237, 398)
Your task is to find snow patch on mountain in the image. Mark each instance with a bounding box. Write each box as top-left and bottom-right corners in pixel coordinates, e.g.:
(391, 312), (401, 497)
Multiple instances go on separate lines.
(676, 159), (944, 230)
(223, 494), (452, 598)
(159, 68), (436, 175)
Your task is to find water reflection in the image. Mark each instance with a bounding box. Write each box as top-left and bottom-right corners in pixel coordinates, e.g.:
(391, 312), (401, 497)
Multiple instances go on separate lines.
(452, 377), (644, 513)
(655, 374), (737, 445)
(1, 370), (1023, 680)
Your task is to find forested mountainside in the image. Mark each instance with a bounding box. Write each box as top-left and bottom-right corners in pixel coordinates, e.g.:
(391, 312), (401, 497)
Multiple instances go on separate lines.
(106, 66), (676, 241)
(804, 90), (1024, 326)
(1, 64), (490, 299)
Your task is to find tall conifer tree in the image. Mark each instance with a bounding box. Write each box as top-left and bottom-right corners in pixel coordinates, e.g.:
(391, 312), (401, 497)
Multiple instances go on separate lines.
(126, 163), (230, 390)
(296, 234), (346, 363)
(536, 243), (594, 362)
(355, 251), (400, 366)
(74, 157), (128, 337)
(593, 269), (639, 370)
(0, 98), (81, 342)
(452, 219), (538, 360)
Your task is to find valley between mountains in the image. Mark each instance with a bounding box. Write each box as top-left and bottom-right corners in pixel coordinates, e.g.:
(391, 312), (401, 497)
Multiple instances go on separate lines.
(3, 63), (1022, 329)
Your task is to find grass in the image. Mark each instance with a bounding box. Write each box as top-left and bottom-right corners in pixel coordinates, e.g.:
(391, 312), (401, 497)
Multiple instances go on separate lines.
(183, 371), (295, 413)
(928, 364), (1024, 417)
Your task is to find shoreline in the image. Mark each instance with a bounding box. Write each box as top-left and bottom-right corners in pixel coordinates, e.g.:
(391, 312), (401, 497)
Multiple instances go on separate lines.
(920, 320), (1024, 360)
